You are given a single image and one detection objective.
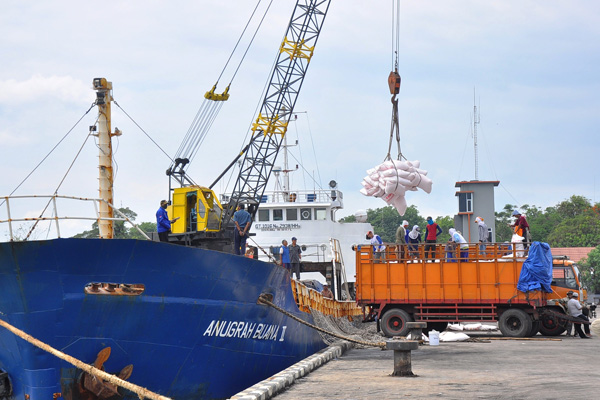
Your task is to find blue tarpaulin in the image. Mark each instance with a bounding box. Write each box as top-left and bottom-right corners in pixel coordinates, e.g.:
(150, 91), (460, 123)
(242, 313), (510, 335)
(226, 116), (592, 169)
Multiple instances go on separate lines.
(517, 241), (553, 293)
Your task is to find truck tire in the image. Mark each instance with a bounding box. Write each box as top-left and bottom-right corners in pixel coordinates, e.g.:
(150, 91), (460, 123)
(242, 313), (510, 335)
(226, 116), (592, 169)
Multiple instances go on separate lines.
(498, 309), (532, 338)
(381, 308), (413, 337)
(539, 312), (567, 336)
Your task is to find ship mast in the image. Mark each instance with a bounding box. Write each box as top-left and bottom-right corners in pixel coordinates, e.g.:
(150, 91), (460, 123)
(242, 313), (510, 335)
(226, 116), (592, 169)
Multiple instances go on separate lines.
(93, 78), (121, 239)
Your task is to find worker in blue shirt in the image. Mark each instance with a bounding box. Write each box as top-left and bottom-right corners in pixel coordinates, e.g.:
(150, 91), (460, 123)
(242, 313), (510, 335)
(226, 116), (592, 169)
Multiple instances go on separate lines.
(156, 200), (179, 242)
(233, 204), (252, 255)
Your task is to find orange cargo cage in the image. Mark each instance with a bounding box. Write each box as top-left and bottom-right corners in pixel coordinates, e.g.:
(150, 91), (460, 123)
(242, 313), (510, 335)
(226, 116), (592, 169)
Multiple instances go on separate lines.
(355, 242), (547, 306)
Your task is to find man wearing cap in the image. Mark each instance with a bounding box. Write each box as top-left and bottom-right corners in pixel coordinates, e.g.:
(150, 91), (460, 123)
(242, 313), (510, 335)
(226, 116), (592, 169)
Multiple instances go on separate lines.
(567, 292), (591, 338)
(321, 284), (333, 299)
(156, 200), (179, 242)
(289, 237), (302, 280)
(511, 210), (530, 249)
(563, 291), (574, 336)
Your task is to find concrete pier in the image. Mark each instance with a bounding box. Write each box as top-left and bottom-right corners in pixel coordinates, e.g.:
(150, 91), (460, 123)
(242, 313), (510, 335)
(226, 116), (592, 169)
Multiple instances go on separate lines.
(274, 335), (599, 399)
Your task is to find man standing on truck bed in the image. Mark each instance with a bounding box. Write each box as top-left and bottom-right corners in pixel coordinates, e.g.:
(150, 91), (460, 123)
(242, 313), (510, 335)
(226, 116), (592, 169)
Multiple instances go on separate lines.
(395, 220), (409, 261)
(512, 210), (530, 248)
(568, 292), (591, 338)
(424, 216), (442, 261)
(367, 231), (386, 261)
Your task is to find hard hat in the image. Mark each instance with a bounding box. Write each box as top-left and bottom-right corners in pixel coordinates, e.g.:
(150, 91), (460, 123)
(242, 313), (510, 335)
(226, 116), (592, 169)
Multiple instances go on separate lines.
(573, 292), (579, 297)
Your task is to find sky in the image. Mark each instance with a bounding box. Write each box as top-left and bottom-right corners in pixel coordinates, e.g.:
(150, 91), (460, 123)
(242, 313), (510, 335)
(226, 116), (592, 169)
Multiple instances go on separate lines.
(1, 0), (599, 238)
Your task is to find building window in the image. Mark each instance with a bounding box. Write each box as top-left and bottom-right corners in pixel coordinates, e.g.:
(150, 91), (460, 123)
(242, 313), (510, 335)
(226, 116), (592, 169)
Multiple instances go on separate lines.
(300, 208), (312, 220)
(315, 208), (327, 220)
(273, 209), (283, 221)
(258, 209), (269, 221)
(286, 208), (298, 221)
(458, 192), (473, 213)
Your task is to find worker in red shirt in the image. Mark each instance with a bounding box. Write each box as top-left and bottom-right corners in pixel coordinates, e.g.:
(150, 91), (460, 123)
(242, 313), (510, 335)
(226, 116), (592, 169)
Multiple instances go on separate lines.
(512, 210), (530, 249)
(424, 216), (443, 262)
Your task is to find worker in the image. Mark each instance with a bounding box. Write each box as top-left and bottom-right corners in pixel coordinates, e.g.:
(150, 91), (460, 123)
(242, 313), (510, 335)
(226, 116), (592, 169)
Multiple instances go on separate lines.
(321, 284), (333, 299)
(289, 237), (302, 279)
(511, 210), (530, 249)
(233, 204), (252, 256)
(424, 216), (442, 262)
(567, 292), (591, 338)
(449, 228), (469, 262)
(563, 291), (574, 337)
(366, 231), (386, 261)
(279, 239), (291, 271)
(408, 225), (422, 259)
(395, 220), (409, 261)
(156, 200), (179, 242)
(475, 216), (489, 255)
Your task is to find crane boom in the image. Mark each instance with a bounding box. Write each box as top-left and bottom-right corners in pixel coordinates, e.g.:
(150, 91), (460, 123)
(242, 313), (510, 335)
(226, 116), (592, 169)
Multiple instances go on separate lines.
(165, 0), (330, 250)
(221, 0), (331, 227)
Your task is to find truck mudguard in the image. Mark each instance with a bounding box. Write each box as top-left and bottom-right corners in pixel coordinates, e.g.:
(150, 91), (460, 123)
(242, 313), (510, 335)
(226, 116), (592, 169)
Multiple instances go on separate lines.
(517, 241), (553, 293)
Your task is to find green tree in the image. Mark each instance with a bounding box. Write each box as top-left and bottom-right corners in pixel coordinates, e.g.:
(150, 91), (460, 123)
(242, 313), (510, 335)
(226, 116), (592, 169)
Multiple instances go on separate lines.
(495, 204), (517, 242)
(362, 205), (426, 242)
(580, 247), (600, 294)
(72, 207), (154, 239)
(546, 214), (600, 247)
(435, 215), (454, 243)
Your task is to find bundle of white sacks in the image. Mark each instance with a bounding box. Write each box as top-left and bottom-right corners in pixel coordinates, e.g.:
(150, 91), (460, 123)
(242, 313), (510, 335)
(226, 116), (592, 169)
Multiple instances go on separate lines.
(360, 159), (433, 215)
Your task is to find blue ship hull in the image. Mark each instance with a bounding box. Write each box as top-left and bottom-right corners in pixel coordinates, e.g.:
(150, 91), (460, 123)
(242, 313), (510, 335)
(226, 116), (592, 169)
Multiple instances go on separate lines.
(0, 238), (326, 400)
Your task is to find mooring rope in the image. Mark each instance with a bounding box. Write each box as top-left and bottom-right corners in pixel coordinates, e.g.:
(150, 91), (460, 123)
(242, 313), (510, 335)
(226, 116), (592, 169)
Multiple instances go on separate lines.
(0, 317), (172, 400)
(257, 294), (386, 349)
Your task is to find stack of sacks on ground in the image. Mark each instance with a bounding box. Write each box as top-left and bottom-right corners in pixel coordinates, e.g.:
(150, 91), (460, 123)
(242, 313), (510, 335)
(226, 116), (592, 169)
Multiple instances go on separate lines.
(360, 159), (432, 215)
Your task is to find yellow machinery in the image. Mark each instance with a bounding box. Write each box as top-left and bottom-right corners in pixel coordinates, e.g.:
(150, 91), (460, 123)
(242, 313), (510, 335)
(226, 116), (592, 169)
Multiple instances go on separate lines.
(169, 186), (223, 234)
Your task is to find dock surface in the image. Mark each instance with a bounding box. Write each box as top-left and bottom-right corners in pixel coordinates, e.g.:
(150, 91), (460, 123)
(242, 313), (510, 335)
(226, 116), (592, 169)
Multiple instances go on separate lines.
(274, 334), (599, 399)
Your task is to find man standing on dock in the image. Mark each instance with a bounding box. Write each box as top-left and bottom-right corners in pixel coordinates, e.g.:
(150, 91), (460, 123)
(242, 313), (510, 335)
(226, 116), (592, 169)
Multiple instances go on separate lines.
(289, 237), (302, 280)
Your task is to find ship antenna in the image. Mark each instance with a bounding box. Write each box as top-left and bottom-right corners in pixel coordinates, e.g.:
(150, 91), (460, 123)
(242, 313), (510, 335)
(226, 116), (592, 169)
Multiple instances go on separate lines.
(473, 88), (480, 180)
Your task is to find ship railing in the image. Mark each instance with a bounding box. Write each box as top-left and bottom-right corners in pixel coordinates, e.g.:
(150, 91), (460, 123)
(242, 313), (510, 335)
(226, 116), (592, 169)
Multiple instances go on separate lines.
(290, 279), (363, 319)
(220, 189), (342, 205)
(0, 194), (151, 241)
(262, 189), (342, 204)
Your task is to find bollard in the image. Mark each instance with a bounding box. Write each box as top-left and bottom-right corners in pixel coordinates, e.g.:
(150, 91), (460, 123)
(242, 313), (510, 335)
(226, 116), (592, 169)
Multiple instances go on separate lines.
(386, 340), (419, 377)
(405, 321), (427, 340)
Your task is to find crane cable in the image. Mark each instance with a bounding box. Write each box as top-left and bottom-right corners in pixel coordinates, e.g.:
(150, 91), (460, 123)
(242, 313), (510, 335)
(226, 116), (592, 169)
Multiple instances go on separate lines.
(173, 0), (274, 168)
(385, 0), (403, 162)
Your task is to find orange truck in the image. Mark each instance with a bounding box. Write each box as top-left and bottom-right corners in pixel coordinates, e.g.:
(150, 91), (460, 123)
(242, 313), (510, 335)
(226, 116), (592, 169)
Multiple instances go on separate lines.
(355, 243), (585, 337)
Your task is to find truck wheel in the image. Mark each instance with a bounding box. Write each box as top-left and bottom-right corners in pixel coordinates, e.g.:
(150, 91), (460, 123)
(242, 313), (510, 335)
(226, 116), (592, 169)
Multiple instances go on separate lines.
(381, 309), (413, 337)
(498, 309), (532, 338)
(539, 312), (566, 336)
